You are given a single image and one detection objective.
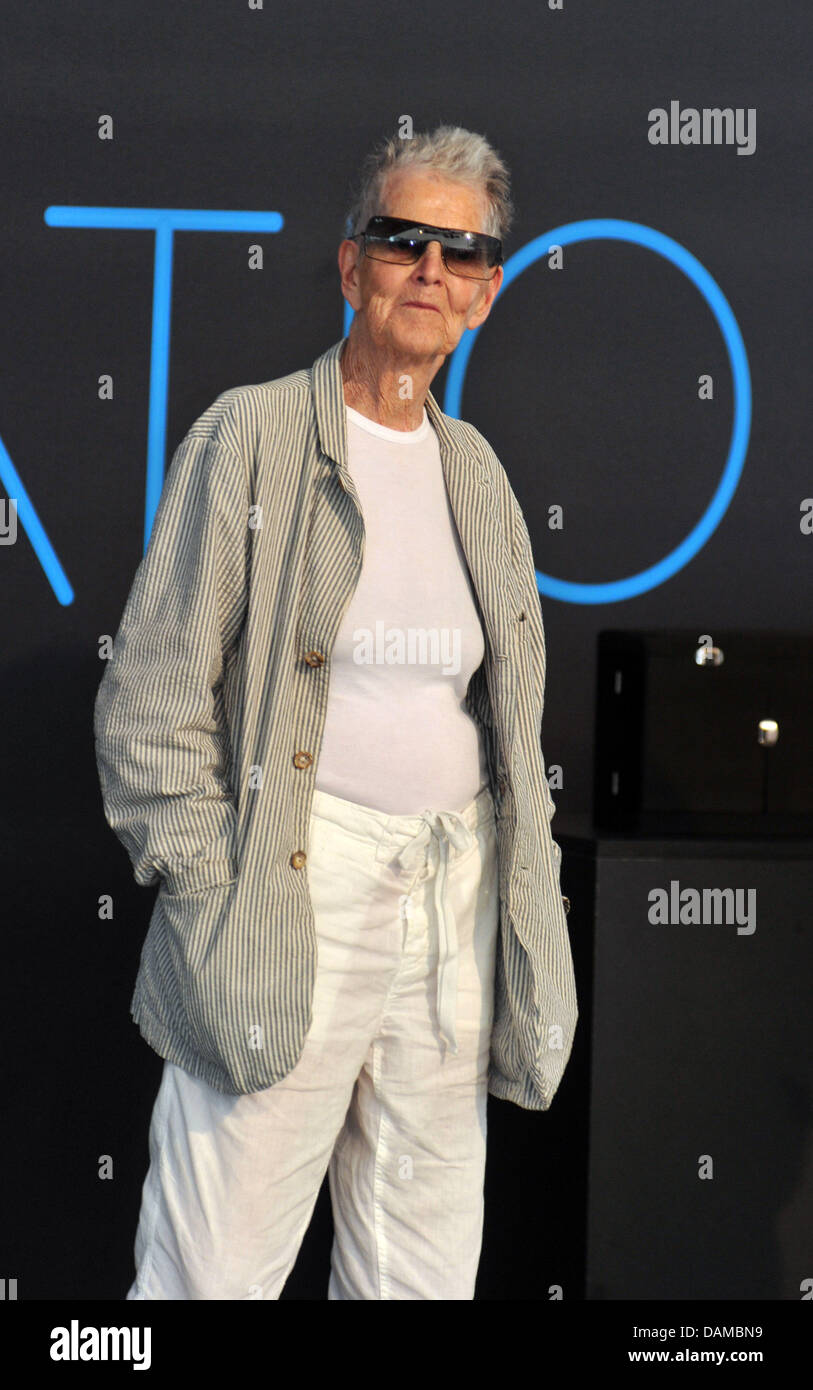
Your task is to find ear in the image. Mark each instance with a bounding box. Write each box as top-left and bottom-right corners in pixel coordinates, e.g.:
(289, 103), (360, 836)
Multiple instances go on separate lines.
(338, 239), (364, 313)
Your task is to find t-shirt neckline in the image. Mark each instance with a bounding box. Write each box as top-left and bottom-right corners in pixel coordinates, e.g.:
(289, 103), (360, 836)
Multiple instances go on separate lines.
(346, 403), (430, 444)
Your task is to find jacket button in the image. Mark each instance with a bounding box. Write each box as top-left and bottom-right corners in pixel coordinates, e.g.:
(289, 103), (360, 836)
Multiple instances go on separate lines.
(562, 895), (571, 915)
(304, 650), (325, 666)
(291, 850), (307, 869)
(293, 750), (313, 769)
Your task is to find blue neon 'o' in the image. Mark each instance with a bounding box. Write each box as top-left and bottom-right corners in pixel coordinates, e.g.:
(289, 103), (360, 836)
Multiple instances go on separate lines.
(444, 219), (751, 604)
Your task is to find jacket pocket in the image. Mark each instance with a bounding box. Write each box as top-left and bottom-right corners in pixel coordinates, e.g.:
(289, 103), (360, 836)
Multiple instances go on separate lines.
(159, 878), (238, 979)
(155, 878), (241, 1067)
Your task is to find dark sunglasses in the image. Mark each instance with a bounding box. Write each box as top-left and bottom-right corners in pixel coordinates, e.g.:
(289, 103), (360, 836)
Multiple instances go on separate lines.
(354, 214), (503, 281)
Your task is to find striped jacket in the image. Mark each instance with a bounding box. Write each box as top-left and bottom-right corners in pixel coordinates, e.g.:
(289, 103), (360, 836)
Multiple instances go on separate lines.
(94, 336), (578, 1111)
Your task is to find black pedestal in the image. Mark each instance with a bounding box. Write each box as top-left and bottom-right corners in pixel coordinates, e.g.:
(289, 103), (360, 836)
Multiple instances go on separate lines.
(557, 817), (813, 1300)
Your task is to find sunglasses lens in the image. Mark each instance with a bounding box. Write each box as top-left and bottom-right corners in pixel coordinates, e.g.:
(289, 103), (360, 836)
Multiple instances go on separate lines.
(444, 246), (492, 278)
(368, 232), (420, 263)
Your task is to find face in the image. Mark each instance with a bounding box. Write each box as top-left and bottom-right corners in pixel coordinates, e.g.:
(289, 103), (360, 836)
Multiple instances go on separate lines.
(338, 170), (504, 363)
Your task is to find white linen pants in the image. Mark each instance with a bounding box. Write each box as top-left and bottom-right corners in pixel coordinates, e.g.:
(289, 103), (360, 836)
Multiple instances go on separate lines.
(125, 782), (499, 1300)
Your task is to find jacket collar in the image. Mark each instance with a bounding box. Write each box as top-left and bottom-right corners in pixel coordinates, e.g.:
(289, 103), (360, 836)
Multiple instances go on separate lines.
(310, 335), (470, 471)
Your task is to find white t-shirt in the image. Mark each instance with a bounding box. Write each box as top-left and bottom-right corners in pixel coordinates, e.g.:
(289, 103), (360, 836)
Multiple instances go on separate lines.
(314, 403), (489, 815)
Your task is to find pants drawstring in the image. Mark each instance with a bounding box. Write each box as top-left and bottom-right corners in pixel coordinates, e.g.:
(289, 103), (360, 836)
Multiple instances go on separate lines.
(392, 811), (475, 1057)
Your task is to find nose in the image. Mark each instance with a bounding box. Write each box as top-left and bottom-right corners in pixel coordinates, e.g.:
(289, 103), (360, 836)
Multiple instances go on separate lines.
(413, 240), (445, 278)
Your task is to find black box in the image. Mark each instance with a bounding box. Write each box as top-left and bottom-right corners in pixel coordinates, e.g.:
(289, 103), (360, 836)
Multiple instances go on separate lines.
(593, 629), (813, 835)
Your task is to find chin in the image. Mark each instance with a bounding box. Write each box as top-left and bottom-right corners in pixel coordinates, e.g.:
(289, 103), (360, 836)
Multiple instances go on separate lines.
(391, 322), (442, 349)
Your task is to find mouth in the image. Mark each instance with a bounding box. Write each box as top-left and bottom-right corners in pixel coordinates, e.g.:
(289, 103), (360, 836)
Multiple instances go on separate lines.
(402, 302), (439, 312)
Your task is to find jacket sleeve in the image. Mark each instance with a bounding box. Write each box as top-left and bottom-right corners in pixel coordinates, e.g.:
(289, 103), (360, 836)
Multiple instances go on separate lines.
(93, 408), (250, 897)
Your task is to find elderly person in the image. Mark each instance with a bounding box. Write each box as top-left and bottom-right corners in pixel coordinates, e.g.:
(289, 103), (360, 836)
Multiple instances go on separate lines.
(94, 124), (577, 1301)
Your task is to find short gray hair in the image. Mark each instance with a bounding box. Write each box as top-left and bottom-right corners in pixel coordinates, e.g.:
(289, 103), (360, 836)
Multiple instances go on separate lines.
(342, 124), (514, 245)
